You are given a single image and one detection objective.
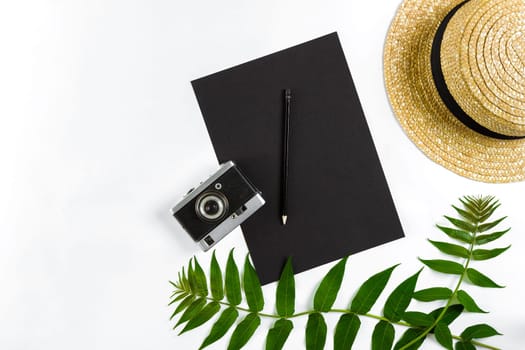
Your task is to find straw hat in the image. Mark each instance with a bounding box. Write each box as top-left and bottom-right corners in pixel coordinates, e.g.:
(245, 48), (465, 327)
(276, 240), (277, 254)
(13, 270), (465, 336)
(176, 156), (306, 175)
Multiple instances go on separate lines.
(384, 0), (525, 182)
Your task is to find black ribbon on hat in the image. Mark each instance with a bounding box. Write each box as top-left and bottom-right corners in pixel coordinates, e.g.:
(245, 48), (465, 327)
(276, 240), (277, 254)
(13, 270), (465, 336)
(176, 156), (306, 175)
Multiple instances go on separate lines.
(430, 0), (525, 140)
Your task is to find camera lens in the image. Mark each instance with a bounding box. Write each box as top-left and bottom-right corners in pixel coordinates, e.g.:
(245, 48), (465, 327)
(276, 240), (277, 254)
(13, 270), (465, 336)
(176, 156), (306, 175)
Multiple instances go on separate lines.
(204, 200), (220, 216)
(196, 192), (228, 222)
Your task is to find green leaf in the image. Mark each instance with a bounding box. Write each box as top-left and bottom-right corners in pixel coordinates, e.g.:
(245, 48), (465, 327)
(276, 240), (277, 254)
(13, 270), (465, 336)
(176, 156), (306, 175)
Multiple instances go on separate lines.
(228, 313), (261, 350)
(475, 228), (510, 245)
(169, 292), (188, 305)
(436, 225), (472, 243)
(170, 295), (195, 319)
(472, 246), (510, 260)
(276, 257), (295, 317)
(393, 328), (425, 350)
(243, 255), (264, 312)
(479, 195), (496, 207)
(174, 297), (206, 328)
(455, 341), (475, 350)
(305, 313), (327, 350)
(428, 240), (470, 258)
(457, 290), (487, 313)
(383, 269), (421, 322)
(402, 311), (434, 327)
(445, 216), (476, 233)
(413, 287), (452, 302)
(179, 301), (220, 335)
(452, 205), (478, 223)
(429, 304), (464, 328)
(199, 307), (239, 350)
(371, 320), (395, 350)
(334, 313), (360, 350)
(225, 249), (242, 305)
(435, 322), (453, 350)
(210, 251), (224, 300)
(460, 324), (501, 341)
(350, 264), (399, 314)
(419, 259), (464, 275)
(181, 267), (190, 291)
(266, 319), (293, 350)
(313, 257), (348, 312)
(187, 261), (196, 293)
(479, 203), (501, 223)
(193, 257), (208, 296)
(477, 217), (506, 233)
(459, 197), (479, 217)
(466, 268), (504, 288)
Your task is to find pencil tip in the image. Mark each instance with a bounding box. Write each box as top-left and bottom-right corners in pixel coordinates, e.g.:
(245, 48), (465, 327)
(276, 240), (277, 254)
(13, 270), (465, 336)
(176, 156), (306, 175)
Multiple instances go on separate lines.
(282, 215), (287, 225)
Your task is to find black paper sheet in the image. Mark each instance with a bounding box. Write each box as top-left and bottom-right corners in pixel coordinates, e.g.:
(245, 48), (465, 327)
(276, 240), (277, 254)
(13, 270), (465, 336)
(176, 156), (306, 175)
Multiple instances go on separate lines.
(192, 32), (404, 284)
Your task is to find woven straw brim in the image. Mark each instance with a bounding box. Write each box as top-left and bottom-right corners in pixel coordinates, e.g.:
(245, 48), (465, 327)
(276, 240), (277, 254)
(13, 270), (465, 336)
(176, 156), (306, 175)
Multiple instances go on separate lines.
(384, 0), (525, 183)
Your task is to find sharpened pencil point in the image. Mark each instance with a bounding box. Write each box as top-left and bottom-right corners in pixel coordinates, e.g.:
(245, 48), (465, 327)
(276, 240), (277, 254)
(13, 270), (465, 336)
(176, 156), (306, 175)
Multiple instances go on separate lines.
(282, 215), (287, 225)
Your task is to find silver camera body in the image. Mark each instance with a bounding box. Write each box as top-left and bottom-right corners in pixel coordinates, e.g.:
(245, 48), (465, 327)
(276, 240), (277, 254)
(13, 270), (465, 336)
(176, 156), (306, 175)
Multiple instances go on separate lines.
(171, 161), (265, 251)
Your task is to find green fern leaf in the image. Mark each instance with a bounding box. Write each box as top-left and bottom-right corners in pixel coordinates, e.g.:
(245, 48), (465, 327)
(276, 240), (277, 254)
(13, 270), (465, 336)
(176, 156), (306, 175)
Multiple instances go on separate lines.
(225, 249), (242, 305)
(466, 268), (504, 288)
(428, 240), (469, 258)
(436, 225), (472, 243)
(383, 269), (421, 322)
(305, 313), (327, 350)
(419, 258), (464, 275)
(429, 304), (464, 329)
(413, 287), (452, 302)
(479, 202), (501, 223)
(475, 229), (510, 245)
(435, 322), (453, 350)
(334, 314), (360, 350)
(478, 217), (507, 233)
(350, 264), (399, 314)
(276, 257), (295, 317)
(459, 197), (479, 217)
(402, 311), (434, 327)
(455, 340), (476, 350)
(444, 216), (476, 233)
(393, 328), (426, 350)
(243, 255), (264, 312)
(452, 205), (478, 223)
(457, 290), (487, 313)
(193, 257), (208, 296)
(472, 246), (510, 260)
(228, 313), (261, 350)
(371, 320), (395, 350)
(460, 324), (501, 341)
(199, 307), (238, 350)
(210, 251), (224, 300)
(179, 301), (220, 335)
(266, 319), (293, 350)
(170, 295), (195, 319)
(313, 257), (348, 312)
(174, 297), (206, 328)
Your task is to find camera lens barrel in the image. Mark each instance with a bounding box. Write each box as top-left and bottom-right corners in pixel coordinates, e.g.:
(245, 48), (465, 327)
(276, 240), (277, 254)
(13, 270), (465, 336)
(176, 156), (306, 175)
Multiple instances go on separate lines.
(195, 191), (228, 222)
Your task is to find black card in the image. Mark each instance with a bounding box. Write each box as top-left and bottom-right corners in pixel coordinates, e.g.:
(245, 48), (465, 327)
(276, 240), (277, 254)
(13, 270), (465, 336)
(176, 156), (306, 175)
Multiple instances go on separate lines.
(192, 32), (404, 284)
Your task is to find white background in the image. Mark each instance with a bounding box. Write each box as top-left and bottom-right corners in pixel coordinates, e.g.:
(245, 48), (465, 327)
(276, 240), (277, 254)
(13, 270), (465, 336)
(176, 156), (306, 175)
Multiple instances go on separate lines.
(1, 0), (524, 349)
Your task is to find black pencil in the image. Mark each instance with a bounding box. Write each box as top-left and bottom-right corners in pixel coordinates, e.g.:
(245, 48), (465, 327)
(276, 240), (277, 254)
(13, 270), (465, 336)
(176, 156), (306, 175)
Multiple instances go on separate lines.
(281, 89), (292, 225)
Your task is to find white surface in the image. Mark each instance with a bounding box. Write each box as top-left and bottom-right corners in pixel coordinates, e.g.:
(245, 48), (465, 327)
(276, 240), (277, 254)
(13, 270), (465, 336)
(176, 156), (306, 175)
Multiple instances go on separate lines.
(1, 0), (524, 349)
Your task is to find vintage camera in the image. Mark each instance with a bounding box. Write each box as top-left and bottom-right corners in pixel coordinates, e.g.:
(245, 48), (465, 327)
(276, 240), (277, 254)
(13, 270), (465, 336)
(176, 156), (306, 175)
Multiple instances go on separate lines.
(171, 161), (265, 251)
